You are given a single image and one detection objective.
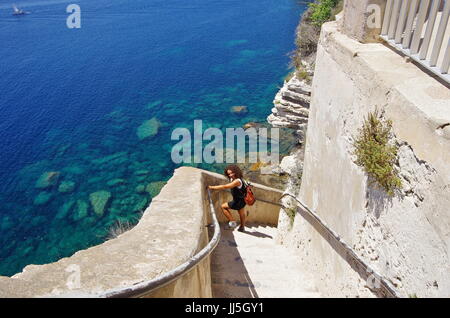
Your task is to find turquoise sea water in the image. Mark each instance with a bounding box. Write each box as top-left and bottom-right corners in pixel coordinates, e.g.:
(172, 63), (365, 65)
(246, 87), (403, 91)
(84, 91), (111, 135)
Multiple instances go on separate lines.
(0, 0), (307, 275)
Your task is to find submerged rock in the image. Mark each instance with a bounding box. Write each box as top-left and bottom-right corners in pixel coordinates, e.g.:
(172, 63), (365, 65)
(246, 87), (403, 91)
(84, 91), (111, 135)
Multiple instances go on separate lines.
(34, 192), (53, 206)
(135, 184), (146, 194)
(91, 151), (128, 165)
(62, 165), (85, 175)
(145, 100), (163, 110)
(133, 196), (148, 212)
(231, 105), (248, 114)
(89, 191), (112, 216)
(145, 181), (167, 198)
(1, 216), (14, 231)
(73, 200), (89, 221)
(58, 181), (76, 193)
(243, 122), (257, 129)
(56, 200), (75, 219)
(35, 171), (60, 189)
(135, 170), (150, 176)
(137, 117), (161, 140)
(107, 179), (126, 187)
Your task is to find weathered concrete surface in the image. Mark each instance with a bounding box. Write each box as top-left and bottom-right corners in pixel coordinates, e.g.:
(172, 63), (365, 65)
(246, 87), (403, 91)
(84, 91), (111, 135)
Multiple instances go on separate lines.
(341, 0), (387, 43)
(277, 21), (450, 298)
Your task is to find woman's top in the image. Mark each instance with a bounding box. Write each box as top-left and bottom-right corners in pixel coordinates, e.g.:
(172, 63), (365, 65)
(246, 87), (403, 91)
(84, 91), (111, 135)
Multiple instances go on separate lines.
(230, 178), (246, 201)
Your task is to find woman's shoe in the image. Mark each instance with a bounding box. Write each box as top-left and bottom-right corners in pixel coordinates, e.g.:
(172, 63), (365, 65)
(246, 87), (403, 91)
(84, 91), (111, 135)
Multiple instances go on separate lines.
(238, 226), (245, 232)
(225, 221), (237, 230)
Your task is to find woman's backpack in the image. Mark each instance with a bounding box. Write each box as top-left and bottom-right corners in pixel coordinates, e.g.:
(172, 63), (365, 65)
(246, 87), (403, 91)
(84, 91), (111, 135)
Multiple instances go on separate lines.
(241, 179), (256, 206)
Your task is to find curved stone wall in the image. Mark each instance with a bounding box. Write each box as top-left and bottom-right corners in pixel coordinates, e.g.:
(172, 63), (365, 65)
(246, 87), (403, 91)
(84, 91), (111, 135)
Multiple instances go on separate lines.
(0, 167), (282, 298)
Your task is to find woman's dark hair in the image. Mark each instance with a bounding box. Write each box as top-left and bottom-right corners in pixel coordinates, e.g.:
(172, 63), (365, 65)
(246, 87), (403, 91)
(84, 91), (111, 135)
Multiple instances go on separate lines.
(224, 165), (243, 179)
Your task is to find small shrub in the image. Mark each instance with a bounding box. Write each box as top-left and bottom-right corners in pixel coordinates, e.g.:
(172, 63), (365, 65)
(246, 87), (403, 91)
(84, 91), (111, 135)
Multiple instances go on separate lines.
(296, 68), (311, 83)
(284, 206), (296, 225)
(107, 219), (137, 240)
(309, 0), (342, 26)
(353, 110), (402, 196)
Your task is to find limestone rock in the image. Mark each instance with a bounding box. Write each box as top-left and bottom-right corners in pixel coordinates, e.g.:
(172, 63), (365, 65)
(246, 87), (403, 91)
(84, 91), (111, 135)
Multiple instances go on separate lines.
(89, 191), (112, 216)
(33, 192), (53, 206)
(35, 171), (60, 189)
(268, 74), (311, 143)
(137, 117), (161, 140)
(58, 181), (76, 193)
(279, 155), (299, 176)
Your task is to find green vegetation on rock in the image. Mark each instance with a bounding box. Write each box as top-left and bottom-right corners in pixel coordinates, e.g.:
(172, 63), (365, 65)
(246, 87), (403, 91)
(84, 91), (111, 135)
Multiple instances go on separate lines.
(290, 0), (343, 81)
(309, 0), (343, 26)
(353, 110), (402, 196)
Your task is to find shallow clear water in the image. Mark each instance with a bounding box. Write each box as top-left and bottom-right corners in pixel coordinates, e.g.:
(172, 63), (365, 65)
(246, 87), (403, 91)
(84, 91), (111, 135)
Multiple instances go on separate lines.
(0, 0), (306, 275)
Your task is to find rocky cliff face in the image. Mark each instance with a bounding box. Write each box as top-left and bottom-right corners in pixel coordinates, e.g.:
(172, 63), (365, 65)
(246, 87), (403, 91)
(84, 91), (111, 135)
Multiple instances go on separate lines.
(267, 75), (311, 144)
(267, 5), (320, 145)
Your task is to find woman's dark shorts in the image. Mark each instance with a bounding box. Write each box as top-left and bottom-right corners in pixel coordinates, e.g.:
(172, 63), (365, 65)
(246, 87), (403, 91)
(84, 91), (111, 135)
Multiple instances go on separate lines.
(228, 199), (246, 210)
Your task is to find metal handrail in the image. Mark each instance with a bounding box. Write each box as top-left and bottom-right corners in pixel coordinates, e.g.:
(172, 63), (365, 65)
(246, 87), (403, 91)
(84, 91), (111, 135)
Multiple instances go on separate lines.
(280, 192), (401, 298)
(99, 189), (221, 298)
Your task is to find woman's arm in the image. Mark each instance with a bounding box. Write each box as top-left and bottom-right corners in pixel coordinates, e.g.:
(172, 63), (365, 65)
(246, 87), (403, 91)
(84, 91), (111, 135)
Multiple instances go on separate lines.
(209, 179), (241, 190)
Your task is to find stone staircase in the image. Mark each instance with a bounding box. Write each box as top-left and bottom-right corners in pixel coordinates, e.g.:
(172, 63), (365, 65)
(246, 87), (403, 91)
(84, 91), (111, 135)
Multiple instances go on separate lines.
(211, 223), (320, 298)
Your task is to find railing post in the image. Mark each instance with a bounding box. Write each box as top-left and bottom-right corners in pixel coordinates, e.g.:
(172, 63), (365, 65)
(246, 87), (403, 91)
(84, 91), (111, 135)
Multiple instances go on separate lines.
(379, 0), (450, 83)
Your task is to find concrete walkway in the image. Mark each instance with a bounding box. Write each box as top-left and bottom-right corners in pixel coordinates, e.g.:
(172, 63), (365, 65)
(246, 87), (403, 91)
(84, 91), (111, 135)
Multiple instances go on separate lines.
(211, 223), (321, 298)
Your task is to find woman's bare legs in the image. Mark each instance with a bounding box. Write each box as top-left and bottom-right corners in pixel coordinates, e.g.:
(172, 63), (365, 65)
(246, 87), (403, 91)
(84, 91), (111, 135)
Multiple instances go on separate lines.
(238, 208), (246, 230)
(221, 202), (234, 222)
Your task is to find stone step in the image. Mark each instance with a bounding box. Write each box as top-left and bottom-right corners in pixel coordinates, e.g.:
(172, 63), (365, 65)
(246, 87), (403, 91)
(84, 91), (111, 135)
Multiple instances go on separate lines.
(211, 223), (320, 298)
(212, 281), (321, 298)
(212, 271), (316, 289)
(212, 284), (259, 298)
